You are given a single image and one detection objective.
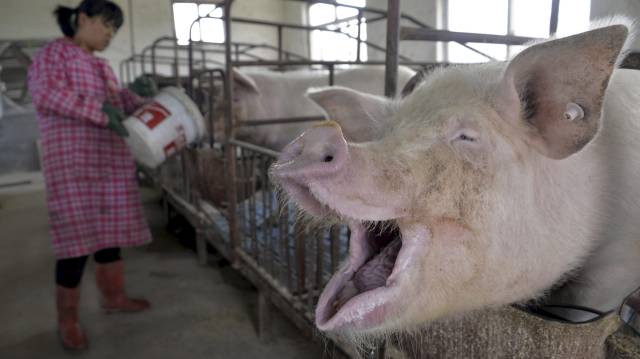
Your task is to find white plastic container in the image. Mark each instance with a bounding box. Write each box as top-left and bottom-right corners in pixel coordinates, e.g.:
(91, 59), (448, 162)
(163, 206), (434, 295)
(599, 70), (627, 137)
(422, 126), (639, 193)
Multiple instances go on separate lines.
(124, 87), (206, 168)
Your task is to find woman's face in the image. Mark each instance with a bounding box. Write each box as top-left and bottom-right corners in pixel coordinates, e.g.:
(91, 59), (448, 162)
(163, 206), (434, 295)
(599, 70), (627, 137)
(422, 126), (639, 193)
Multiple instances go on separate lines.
(74, 13), (117, 52)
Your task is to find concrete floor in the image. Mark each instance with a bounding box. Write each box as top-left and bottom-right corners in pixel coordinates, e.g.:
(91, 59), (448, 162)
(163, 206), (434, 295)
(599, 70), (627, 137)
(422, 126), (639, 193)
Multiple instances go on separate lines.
(0, 181), (328, 358)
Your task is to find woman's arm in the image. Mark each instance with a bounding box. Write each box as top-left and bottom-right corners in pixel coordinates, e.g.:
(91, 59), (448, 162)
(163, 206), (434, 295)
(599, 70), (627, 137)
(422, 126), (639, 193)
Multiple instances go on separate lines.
(27, 46), (108, 127)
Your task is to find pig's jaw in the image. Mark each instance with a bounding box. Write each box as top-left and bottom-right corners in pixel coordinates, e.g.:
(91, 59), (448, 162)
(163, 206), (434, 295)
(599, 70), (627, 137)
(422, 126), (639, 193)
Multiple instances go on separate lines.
(315, 221), (430, 333)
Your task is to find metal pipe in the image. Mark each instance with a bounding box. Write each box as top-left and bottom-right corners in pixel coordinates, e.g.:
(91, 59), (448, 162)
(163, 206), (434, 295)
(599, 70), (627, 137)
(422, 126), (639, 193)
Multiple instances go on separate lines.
(385, 0), (400, 98)
(356, 10), (362, 62)
(278, 26), (283, 62)
(128, 0), (135, 56)
(209, 15), (411, 61)
(238, 116), (325, 127)
(231, 60), (443, 67)
(549, 0), (560, 35)
(229, 140), (280, 158)
(401, 27), (540, 45)
(224, 0), (239, 266)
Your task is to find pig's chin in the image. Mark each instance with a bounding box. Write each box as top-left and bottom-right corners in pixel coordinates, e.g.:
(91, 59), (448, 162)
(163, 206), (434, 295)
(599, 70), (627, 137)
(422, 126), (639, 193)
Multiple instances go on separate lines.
(315, 220), (419, 333)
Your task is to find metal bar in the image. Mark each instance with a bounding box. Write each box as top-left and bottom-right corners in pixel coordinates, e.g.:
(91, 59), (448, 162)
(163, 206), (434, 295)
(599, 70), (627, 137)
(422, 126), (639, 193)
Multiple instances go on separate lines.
(295, 221), (306, 294)
(401, 27), (540, 45)
(284, 206), (293, 292)
(261, 155), (273, 276)
(249, 151), (258, 262)
(356, 10), (362, 62)
(278, 26), (283, 62)
(214, 16), (407, 60)
(316, 227), (324, 293)
(224, 0), (239, 265)
(549, 0), (560, 35)
(330, 226), (340, 273)
(229, 140), (280, 158)
(207, 73), (216, 146)
(385, 0), (400, 98)
(231, 60), (442, 67)
(328, 64), (334, 86)
(128, 0), (135, 56)
(284, 0), (388, 15)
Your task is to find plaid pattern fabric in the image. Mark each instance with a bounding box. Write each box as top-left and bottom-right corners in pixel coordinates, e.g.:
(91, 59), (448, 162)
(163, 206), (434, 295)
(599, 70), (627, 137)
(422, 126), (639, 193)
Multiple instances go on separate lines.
(28, 38), (151, 259)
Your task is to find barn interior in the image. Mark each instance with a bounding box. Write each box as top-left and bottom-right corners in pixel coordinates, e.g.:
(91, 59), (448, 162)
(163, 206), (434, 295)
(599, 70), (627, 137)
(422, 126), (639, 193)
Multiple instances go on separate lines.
(1, 0), (640, 358)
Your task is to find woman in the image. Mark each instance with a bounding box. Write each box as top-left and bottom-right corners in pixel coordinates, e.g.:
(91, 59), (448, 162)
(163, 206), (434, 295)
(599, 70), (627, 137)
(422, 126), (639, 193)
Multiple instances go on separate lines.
(28, 0), (155, 351)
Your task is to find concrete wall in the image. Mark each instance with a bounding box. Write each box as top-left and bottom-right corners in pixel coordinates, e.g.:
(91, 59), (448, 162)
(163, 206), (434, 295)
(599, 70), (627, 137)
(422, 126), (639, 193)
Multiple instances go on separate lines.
(590, 0), (640, 50)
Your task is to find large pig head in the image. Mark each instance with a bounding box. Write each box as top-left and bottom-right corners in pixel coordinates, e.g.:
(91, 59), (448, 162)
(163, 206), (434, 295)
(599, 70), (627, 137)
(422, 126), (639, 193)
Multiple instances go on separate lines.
(270, 24), (630, 335)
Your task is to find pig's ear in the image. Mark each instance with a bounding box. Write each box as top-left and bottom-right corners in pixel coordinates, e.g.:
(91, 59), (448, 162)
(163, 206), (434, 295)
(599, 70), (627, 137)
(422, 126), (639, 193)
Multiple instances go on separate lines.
(307, 86), (394, 142)
(232, 68), (259, 93)
(497, 25), (629, 159)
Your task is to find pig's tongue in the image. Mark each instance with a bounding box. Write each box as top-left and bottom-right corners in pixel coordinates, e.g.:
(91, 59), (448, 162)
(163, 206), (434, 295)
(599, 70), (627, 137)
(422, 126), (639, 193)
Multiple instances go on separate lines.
(333, 237), (402, 310)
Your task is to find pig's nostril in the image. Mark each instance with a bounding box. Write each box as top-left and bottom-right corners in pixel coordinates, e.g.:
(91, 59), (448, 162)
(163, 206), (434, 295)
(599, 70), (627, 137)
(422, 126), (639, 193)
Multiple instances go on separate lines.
(324, 155), (334, 163)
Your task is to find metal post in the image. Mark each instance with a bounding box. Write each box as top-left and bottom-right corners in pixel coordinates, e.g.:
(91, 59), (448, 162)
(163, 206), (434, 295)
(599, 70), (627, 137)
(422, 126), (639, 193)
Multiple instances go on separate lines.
(174, 39), (180, 86)
(151, 45), (157, 77)
(385, 0), (400, 98)
(224, 0), (239, 266)
(328, 64), (335, 86)
(356, 9), (362, 62)
(128, 0), (135, 56)
(549, 0), (560, 35)
(277, 25), (283, 62)
(187, 40), (194, 97)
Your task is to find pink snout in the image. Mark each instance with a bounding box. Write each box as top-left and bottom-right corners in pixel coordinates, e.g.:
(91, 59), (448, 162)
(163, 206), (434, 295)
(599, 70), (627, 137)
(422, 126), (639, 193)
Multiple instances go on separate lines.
(272, 121), (348, 180)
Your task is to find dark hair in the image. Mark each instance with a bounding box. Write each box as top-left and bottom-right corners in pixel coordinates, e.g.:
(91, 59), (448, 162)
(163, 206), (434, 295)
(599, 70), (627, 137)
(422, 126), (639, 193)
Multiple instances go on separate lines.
(54, 0), (124, 37)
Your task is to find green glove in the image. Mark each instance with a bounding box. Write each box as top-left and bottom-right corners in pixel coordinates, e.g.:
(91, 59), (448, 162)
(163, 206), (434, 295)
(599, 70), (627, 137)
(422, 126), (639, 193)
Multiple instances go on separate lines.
(128, 75), (158, 97)
(102, 102), (129, 137)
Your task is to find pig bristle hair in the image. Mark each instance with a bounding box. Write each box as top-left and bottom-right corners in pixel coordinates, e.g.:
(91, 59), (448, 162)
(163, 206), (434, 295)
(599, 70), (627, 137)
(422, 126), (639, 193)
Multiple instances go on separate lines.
(588, 15), (638, 67)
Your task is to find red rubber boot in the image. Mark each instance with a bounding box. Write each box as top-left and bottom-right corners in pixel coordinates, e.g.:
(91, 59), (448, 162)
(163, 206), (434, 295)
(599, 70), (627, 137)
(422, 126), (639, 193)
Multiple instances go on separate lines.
(95, 260), (150, 313)
(56, 286), (88, 351)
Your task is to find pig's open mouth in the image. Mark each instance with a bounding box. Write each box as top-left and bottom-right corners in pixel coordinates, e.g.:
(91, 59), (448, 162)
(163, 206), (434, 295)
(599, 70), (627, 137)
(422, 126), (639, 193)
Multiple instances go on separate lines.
(314, 219), (407, 332)
(273, 176), (420, 332)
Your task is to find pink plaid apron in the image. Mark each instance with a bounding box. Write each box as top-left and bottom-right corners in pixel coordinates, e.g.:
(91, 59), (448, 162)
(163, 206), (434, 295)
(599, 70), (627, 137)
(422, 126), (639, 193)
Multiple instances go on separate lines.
(28, 38), (151, 259)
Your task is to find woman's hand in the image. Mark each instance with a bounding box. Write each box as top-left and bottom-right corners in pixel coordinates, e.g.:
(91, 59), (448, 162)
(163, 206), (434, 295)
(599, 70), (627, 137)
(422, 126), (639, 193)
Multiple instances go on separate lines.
(128, 75), (158, 97)
(102, 102), (129, 137)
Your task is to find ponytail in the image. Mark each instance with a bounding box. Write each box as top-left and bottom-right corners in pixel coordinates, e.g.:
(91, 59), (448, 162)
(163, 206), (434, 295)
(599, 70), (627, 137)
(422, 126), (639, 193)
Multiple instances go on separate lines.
(54, 6), (78, 37)
(53, 1), (124, 38)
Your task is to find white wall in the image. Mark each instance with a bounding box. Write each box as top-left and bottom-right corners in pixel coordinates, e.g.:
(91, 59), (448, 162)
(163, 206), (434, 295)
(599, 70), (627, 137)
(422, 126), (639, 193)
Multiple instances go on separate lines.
(590, 0), (640, 50)
(0, 0), (300, 81)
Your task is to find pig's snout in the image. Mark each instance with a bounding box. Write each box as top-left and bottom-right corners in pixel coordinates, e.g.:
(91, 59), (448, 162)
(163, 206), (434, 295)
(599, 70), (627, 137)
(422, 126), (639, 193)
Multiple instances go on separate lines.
(272, 121), (348, 179)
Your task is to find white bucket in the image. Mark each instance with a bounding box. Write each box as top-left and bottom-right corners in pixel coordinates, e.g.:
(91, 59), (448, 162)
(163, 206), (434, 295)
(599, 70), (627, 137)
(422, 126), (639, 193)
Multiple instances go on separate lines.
(124, 87), (206, 168)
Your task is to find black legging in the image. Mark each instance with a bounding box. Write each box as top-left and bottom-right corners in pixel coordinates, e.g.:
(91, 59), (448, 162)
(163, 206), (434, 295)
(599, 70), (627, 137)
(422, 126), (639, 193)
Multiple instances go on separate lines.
(56, 248), (122, 288)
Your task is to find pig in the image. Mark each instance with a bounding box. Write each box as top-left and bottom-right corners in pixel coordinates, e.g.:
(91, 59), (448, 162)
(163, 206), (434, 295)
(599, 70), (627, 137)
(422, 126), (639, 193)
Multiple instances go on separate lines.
(216, 66), (416, 150)
(270, 19), (640, 337)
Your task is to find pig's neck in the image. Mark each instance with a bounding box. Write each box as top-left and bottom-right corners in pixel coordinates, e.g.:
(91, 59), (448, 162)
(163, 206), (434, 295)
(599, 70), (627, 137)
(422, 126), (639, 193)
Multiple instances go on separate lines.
(485, 69), (640, 311)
